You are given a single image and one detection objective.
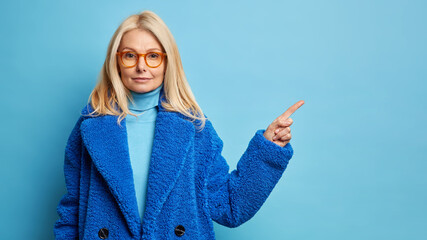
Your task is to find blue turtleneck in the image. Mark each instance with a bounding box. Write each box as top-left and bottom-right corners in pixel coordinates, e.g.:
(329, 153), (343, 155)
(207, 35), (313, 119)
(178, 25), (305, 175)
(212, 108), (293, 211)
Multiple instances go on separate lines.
(125, 83), (163, 223)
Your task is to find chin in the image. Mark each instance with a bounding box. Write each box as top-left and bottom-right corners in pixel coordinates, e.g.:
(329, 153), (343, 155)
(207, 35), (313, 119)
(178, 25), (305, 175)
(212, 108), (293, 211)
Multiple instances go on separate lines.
(129, 83), (158, 93)
(132, 87), (152, 93)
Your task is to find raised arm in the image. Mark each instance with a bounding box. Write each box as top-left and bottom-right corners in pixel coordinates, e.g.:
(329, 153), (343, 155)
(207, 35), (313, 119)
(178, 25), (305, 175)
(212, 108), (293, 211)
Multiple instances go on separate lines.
(206, 120), (294, 228)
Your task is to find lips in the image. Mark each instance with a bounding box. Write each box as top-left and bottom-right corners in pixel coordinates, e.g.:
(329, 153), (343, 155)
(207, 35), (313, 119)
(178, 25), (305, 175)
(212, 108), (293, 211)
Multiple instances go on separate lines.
(132, 77), (152, 83)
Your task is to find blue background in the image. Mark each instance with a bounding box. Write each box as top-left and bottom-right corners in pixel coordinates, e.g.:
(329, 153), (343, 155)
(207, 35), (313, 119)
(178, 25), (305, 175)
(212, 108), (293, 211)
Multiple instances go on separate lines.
(0, 0), (426, 239)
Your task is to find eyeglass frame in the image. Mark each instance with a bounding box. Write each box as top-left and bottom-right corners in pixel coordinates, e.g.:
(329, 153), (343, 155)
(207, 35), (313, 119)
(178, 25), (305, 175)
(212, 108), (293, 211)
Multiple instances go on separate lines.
(116, 51), (167, 68)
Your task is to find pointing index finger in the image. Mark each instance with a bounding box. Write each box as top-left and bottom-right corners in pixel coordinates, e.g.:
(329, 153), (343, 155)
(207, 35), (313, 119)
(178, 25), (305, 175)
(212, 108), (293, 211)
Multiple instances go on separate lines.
(281, 100), (305, 120)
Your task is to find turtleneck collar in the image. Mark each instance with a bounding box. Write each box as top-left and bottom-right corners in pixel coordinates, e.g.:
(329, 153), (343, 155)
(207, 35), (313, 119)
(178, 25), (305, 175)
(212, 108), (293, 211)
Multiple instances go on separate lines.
(128, 83), (163, 112)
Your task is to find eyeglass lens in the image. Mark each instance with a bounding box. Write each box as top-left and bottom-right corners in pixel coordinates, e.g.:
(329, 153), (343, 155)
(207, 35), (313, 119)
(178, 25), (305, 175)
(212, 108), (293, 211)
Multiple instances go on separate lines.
(121, 51), (162, 68)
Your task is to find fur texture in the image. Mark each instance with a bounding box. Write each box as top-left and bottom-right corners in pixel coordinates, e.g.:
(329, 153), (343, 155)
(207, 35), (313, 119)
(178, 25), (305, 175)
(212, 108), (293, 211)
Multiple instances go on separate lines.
(54, 90), (294, 239)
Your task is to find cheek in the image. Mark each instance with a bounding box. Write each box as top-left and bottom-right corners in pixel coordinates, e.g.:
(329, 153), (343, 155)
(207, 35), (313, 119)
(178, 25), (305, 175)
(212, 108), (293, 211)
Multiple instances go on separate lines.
(120, 68), (133, 80)
(154, 66), (166, 77)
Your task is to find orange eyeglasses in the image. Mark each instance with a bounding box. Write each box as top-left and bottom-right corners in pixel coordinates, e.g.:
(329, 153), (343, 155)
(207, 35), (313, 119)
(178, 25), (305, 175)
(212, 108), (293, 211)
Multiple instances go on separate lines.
(116, 51), (167, 68)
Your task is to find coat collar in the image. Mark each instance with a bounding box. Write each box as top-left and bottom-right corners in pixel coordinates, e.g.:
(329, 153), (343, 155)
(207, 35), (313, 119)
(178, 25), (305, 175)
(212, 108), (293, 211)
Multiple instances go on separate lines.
(79, 87), (195, 237)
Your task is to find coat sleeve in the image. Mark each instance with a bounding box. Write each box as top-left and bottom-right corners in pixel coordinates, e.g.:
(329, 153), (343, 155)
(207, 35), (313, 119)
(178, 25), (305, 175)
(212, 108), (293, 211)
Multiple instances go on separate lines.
(53, 116), (84, 239)
(206, 120), (294, 228)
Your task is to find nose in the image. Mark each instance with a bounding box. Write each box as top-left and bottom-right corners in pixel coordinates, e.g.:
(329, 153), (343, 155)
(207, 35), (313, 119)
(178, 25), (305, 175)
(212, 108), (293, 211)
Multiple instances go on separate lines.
(136, 55), (147, 72)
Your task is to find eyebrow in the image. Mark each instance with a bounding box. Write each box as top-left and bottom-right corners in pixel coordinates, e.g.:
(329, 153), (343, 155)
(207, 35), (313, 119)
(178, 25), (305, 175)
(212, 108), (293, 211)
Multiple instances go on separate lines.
(122, 47), (162, 52)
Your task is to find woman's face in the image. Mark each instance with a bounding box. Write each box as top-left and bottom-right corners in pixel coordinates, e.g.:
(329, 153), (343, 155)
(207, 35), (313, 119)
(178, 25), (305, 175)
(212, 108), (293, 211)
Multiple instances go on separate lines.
(117, 28), (166, 93)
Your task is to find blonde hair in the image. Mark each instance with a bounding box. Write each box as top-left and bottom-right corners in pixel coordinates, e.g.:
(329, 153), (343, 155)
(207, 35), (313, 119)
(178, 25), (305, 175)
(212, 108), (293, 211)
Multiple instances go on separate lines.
(85, 10), (207, 131)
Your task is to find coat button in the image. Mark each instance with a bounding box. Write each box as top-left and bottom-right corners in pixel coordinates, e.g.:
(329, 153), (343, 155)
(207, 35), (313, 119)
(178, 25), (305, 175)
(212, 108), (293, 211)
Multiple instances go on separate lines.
(98, 228), (109, 239)
(174, 225), (185, 237)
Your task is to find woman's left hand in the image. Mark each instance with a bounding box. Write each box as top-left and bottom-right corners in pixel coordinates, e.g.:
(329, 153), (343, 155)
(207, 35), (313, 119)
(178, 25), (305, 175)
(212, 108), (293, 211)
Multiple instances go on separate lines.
(263, 100), (304, 147)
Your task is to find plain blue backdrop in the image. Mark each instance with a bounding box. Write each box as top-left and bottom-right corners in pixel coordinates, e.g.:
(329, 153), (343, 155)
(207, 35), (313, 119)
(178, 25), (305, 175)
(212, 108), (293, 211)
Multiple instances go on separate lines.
(0, 0), (426, 239)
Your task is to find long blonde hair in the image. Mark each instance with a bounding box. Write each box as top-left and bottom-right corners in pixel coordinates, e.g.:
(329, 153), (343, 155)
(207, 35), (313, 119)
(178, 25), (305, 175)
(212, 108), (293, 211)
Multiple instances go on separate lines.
(85, 10), (207, 131)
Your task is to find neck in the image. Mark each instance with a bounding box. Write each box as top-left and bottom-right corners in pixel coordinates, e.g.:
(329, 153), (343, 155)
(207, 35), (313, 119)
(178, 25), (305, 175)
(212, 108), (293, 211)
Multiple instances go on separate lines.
(128, 83), (163, 112)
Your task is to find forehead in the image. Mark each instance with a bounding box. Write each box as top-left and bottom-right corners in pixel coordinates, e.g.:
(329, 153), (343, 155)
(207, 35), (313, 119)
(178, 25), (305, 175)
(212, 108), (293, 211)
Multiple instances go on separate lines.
(119, 28), (162, 51)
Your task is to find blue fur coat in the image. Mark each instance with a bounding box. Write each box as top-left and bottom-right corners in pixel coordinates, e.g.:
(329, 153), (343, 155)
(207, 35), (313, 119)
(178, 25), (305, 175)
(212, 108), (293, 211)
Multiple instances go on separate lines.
(53, 90), (294, 240)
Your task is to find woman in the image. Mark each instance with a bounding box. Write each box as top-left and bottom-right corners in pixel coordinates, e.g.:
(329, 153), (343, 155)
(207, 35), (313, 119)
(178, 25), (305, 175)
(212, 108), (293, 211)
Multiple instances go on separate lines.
(54, 10), (304, 240)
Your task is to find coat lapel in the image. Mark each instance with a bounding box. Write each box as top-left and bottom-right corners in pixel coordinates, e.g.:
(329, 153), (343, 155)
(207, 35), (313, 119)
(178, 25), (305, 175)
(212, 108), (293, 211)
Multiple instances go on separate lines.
(79, 88), (195, 237)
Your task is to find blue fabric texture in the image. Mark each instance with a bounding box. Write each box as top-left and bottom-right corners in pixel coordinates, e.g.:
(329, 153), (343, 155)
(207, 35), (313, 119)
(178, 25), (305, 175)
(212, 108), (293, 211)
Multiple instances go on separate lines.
(53, 85), (294, 239)
(125, 83), (163, 223)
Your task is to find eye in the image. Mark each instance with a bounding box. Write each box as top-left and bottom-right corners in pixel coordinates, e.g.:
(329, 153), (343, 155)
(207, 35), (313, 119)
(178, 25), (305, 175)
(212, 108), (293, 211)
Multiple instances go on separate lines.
(124, 52), (137, 59)
(147, 52), (160, 59)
